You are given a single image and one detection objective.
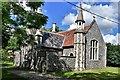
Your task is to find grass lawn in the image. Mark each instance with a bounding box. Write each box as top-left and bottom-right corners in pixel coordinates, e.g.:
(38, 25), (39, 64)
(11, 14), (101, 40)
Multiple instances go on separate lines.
(49, 67), (120, 80)
(1, 61), (28, 80)
(1, 61), (120, 80)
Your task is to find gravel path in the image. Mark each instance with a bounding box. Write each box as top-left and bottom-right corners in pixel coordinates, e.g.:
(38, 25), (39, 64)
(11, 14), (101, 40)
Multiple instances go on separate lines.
(9, 69), (72, 80)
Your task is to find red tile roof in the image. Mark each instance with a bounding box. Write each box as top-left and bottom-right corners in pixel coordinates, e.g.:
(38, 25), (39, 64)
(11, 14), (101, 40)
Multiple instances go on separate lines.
(57, 25), (90, 47)
(57, 29), (76, 47)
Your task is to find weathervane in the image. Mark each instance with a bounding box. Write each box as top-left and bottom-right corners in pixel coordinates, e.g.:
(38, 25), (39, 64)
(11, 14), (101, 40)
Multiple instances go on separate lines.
(79, 0), (83, 4)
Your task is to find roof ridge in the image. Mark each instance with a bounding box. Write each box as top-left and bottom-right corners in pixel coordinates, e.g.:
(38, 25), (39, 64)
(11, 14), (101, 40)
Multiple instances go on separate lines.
(43, 31), (64, 37)
(57, 29), (76, 33)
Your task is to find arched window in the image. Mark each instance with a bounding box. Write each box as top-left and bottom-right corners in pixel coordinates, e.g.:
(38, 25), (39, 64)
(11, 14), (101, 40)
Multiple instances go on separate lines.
(70, 53), (73, 56)
(90, 40), (99, 60)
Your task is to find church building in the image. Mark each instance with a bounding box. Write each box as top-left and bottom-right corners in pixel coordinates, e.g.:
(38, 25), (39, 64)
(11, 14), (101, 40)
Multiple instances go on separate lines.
(14, 3), (107, 72)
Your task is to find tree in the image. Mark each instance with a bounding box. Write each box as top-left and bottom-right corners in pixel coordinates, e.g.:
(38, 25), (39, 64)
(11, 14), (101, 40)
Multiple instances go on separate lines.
(1, 1), (48, 50)
(1, 2), (14, 49)
(46, 26), (64, 32)
(1, 1), (48, 70)
(106, 43), (120, 67)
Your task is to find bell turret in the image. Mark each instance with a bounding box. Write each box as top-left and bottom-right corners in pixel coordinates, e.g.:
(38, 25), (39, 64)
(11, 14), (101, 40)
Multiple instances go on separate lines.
(75, 3), (85, 29)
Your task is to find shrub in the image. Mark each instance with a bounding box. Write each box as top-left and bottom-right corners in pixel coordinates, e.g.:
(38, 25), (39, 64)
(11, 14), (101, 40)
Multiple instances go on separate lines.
(1, 48), (13, 62)
(106, 43), (120, 67)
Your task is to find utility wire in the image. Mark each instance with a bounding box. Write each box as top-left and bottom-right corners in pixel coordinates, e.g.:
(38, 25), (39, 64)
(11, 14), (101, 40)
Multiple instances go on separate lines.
(64, 0), (120, 24)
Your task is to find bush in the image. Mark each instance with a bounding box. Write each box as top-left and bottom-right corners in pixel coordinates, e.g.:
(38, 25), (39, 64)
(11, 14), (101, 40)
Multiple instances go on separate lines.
(1, 49), (13, 62)
(106, 43), (120, 67)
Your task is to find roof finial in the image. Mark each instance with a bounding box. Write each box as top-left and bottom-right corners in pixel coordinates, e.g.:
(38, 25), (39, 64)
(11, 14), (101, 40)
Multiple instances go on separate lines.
(93, 16), (96, 20)
(80, 0), (83, 5)
(75, 0), (85, 23)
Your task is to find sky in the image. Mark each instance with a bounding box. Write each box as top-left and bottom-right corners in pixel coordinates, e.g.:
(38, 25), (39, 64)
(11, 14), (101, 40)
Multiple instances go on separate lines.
(41, 1), (120, 45)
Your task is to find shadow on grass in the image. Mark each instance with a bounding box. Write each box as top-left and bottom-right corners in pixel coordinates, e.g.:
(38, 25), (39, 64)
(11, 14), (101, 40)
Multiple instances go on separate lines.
(49, 71), (120, 80)
(2, 62), (120, 80)
(1, 62), (31, 71)
(2, 68), (28, 80)
(1, 62), (28, 80)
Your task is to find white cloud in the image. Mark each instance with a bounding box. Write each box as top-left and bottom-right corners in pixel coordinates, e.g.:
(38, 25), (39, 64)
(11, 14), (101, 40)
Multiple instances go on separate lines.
(62, 2), (118, 34)
(62, 13), (77, 25)
(103, 33), (120, 45)
(82, 3), (118, 34)
(68, 23), (77, 30)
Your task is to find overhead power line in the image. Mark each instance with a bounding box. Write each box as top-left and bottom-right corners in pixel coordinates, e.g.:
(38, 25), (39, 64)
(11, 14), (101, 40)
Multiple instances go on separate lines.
(64, 0), (120, 24)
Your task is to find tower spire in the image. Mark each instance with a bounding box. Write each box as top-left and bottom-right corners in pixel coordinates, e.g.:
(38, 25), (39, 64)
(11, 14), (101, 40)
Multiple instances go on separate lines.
(75, 1), (85, 23)
(75, 1), (85, 29)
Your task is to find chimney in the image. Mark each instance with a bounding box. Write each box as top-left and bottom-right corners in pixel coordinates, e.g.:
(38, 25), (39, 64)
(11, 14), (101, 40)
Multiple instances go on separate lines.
(52, 22), (56, 32)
